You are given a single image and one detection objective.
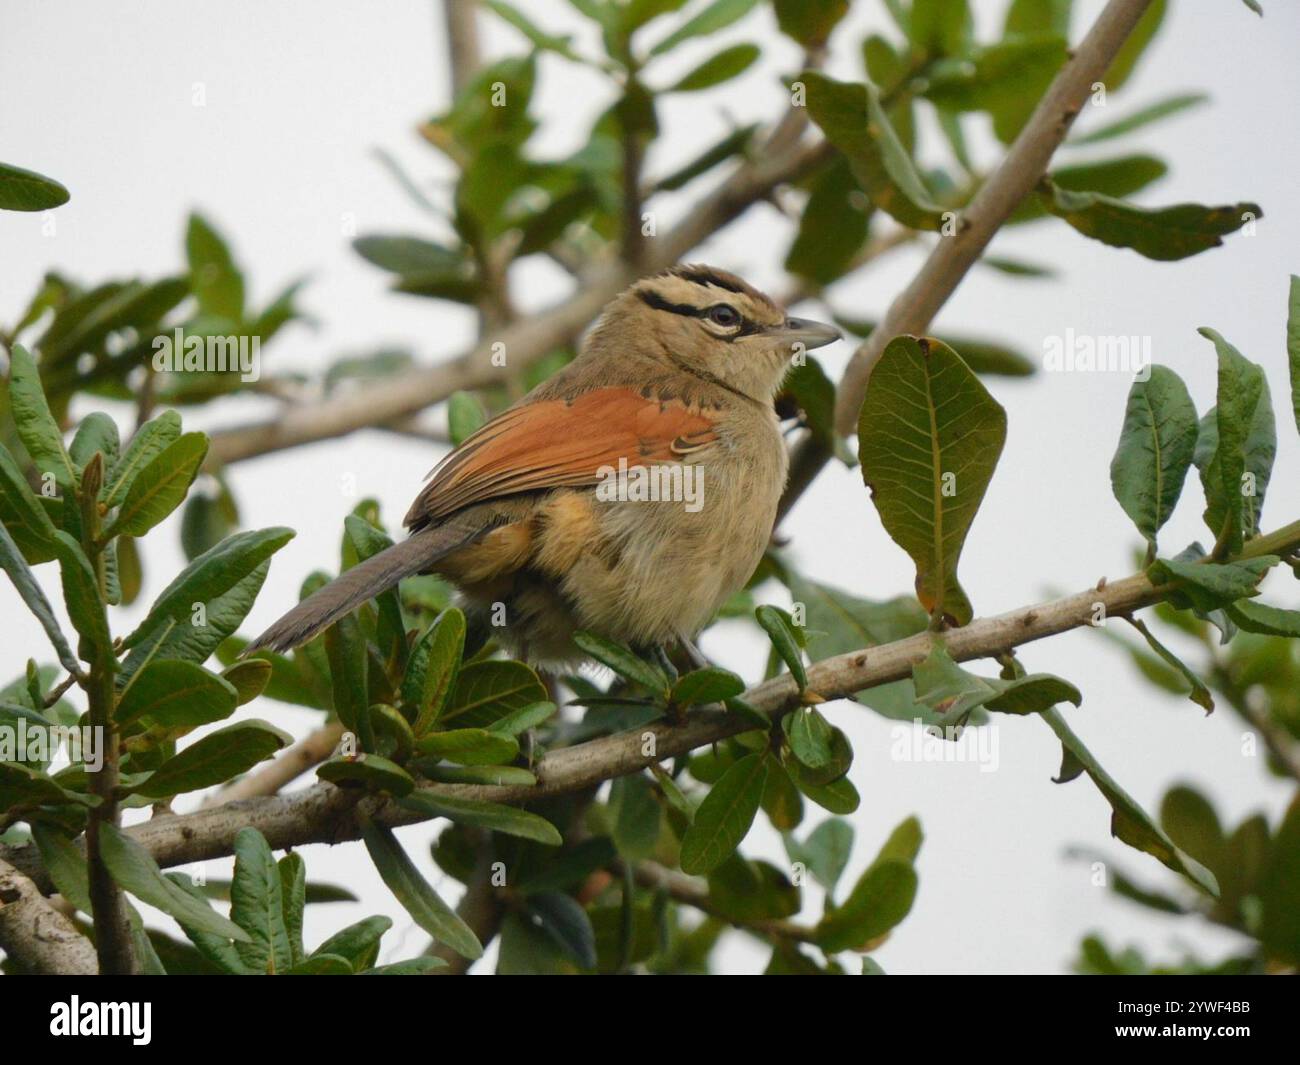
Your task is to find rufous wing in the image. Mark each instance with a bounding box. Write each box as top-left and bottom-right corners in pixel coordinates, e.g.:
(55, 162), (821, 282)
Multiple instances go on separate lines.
(404, 387), (719, 529)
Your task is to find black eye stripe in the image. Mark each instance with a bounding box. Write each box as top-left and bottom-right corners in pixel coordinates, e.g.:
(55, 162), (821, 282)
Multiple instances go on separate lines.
(637, 289), (761, 340)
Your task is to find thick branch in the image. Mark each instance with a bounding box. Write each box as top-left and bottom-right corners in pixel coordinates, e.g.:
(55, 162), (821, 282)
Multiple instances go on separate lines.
(14, 517), (1298, 891)
(0, 858), (98, 975)
(441, 0), (481, 94)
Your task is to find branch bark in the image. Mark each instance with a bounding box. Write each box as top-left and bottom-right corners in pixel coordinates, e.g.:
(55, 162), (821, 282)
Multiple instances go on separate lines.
(0, 858), (98, 975)
(8, 518), (1294, 893)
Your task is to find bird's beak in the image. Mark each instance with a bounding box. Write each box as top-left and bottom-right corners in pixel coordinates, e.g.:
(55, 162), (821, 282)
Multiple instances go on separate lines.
(768, 317), (841, 353)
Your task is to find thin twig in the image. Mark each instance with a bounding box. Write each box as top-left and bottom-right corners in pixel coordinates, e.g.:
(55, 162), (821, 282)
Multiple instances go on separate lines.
(0, 858), (98, 975)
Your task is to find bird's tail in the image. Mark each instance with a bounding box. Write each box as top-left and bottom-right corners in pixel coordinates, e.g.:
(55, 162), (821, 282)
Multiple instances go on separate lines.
(243, 517), (491, 655)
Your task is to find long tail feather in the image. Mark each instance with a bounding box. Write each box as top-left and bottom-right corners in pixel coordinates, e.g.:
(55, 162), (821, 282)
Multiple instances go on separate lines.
(243, 518), (490, 655)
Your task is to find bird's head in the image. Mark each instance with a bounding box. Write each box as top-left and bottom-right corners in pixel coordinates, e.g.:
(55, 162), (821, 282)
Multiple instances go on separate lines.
(603, 265), (840, 402)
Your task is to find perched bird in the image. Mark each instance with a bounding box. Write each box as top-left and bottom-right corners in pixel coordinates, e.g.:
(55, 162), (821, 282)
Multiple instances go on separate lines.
(246, 265), (839, 667)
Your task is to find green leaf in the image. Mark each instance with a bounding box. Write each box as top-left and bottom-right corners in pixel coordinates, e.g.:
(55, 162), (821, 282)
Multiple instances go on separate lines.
(649, 0), (758, 55)
(399, 791), (562, 845)
(312, 915), (391, 971)
(1122, 616), (1214, 712)
(1258, 799), (1300, 963)
(121, 527), (294, 648)
(0, 160), (70, 211)
(186, 212), (244, 321)
(98, 822), (251, 942)
(441, 659), (547, 729)
(402, 607), (467, 735)
(487, 699), (557, 735)
(69, 413), (121, 476)
(483, 0), (583, 59)
(0, 521), (80, 675)
(816, 861), (917, 952)
(668, 43), (759, 92)
(801, 72), (945, 231)
(1225, 600), (1300, 637)
(572, 632), (668, 697)
(707, 856), (800, 923)
(359, 815), (483, 960)
(0, 761), (96, 812)
(324, 612), (368, 736)
(7, 343), (77, 491)
(31, 824), (93, 912)
(1010, 154), (1168, 225)
(784, 706), (834, 768)
(51, 531), (111, 660)
(229, 827), (295, 974)
(115, 659), (238, 727)
(102, 410), (182, 507)
(522, 892), (598, 970)
(680, 752), (769, 874)
(1195, 328), (1269, 553)
(1041, 708), (1219, 895)
(773, 0), (848, 46)
(908, 0), (972, 56)
(1069, 92), (1209, 146)
(318, 753), (416, 795)
(1147, 555), (1275, 613)
(278, 852), (306, 965)
(1104, 0), (1167, 92)
(131, 720), (289, 798)
(755, 605), (808, 690)
(785, 158), (870, 287)
(414, 728), (519, 766)
(671, 667), (744, 707)
(611, 773), (662, 859)
(1041, 184), (1260, 261)
(221, 657), (272, 705)
(104, 432), (208, 539)
(447, 391), (488, 446)
(783, 818), (854, 892)
(1109, 365), (1198, 549)
(0, 441), (61, 564)
(911, 639), (1080, 717)
(1288, 275), (1300, 437)
(361, 957), (447, 974)
(857, 335), (1007, 625)
(791, 771), (860, 814)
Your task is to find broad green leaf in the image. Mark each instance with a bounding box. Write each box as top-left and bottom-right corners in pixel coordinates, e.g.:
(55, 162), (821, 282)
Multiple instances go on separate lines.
(401, 791), (560, 845)
(104, 432), (208, 539)
(783, 706), (834, 768)
(414, 727), (519, 766)
(115, 659), (238, 727)
(1109, 365), (1198, 549)
(668, 43), (759, 92)
(909, 0), (972, 57)
(131, 720), (289, 797)
(783, 818), (854, 892)
(773, 0), (848, 46)
(69, 412), (121, 476)
(648, 0), (758, 55)
(402, 607), (466, 735)
(102, 410), (182, 507)
(611, 773), (662, 859)
(121, 527), (294, 648)
(912, 639), (1080, 717)
(671, 667), (744, 707)
(857, 335), (1007, 625)
(816, 861), (917, 952)
(30, 824), (93, 912)
(230, 827), (295, 974)
(1004, 0), (1069, 35)
(7, 343), (76, 491)
(1010, 154), (1168, 225)
(369, 702), (415, 763)
(1284, 274), (1300, 438)
(0, 761), (96, 812)
(680, 752), (769, 874)
(707, 856), (800, 923)
(1226, 600), (1300, 637)
(317, 753), (416, 796)
(1147, 555), (1275, 613)
(1041, 708), (1219, 895)
(801, 72), (945, 231)
(361, 957), (447, 975)
(221, 657), (272, 705)
(790, 771), (859, 814)
(487, 699), (557, 735)
(1070, 92), (1209, 146)
(0, 440), (61, 564)
(441, 659), (547, 728)
(99, 822), (251, 941)
(312, 915), (391, 971)
(1104, 0), (1167, 92)
(120, 560), (270, 680)
(1258, 799), (1300, 963)
(572, 632), (668, 697)
(359, 816), (483, 960)
(761, 758), (804, 830)
(161, 873), (252, 973)
(1195, 328), (1268, 553)
(0, 160), (70, 211)
(522, 892), (598, 970)
(422, 763), (537, 786)
(352, 234), (464, 276)
(755, 605), (808, 689)
(186, 212), (244, 321)
(0, 522), (80, 674)
(51, 531), (111, 660)
(1041, 184), (1260, 261)
(324, 612), (368, 736)
(278, 852), (306, 965)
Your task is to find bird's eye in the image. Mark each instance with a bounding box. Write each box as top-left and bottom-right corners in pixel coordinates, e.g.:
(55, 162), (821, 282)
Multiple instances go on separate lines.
(707, 304), (740, 328)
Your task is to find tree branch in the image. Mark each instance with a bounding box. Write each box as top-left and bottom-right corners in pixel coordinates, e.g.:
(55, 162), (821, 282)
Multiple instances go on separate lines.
(779, 0), (1157, 521)
(10, 518), (1296, 893)
(0, 858), (98, 975)
(441, 0), (481, 95)
(204, 721), (344, 806)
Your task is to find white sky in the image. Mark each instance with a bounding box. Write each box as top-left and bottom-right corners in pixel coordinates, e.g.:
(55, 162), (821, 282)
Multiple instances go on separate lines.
(3, 0), (1299, 974)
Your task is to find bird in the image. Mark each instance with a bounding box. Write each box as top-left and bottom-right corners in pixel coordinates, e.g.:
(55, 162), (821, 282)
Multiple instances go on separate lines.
(245, 265), (840, 668)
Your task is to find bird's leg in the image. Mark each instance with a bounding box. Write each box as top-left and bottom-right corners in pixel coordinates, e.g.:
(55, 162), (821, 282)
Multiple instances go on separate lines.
(679, 636), (711, 672)
(649, 644), (679, 684)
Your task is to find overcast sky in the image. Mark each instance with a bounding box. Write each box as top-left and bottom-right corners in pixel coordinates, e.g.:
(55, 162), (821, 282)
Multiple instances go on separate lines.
(3, 0), (1299, 974)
